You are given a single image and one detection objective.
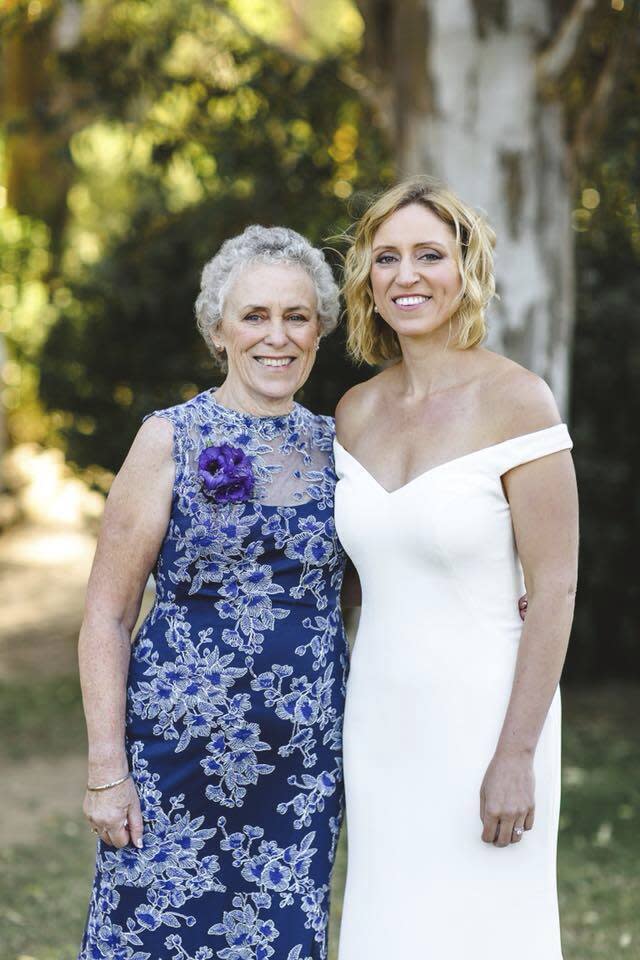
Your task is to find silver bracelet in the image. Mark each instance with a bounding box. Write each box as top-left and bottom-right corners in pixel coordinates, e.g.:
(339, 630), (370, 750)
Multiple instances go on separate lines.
(87, 772), (131, 792)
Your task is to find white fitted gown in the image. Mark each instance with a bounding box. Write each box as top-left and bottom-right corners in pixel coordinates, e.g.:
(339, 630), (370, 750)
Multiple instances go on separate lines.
(334, 425), (572, 960)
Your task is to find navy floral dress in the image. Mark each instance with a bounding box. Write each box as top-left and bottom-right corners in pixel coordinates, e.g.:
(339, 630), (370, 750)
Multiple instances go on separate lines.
(80, 389), (348, 960)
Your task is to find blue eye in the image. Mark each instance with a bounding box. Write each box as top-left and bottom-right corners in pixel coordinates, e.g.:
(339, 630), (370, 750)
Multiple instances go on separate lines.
(244, 313), (263, 322)
(419, 252), (441, 262)
(375, 254), (397, 264)
(288, 314), (309, 323)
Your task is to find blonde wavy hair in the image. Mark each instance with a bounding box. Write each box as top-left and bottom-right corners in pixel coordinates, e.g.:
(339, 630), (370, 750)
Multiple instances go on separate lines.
(343, 175), (496, 365)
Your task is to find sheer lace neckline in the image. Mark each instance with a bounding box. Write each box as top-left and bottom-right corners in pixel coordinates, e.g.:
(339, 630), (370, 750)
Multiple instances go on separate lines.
(206, 388), (301, 430)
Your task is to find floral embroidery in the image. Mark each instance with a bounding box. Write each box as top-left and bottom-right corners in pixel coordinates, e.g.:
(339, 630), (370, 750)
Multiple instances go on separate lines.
(80, 390), (347, 960)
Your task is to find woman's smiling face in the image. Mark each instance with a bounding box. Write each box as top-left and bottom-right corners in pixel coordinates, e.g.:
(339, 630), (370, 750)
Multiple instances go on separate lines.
(217, 261), (320, 405)
(370, 202), (463, 344)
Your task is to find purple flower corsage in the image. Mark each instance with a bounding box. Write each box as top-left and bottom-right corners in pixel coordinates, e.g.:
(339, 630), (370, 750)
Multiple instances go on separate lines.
(198, 444), (255, 503)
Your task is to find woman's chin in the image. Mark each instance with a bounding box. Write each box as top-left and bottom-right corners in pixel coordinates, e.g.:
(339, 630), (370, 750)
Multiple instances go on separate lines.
(250, 374), (300, 403)
(390, 316), (449, 341)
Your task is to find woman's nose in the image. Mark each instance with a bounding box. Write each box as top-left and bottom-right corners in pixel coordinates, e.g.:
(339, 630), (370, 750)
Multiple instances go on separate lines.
(396, 258), (419, 285)
(263, 321), (289, 347)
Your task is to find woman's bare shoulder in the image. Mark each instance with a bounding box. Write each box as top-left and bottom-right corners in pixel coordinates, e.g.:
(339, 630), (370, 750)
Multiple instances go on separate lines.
(478, 351), (561, 440)
(112, 415), (175, 495)
(335, 368), (394, 446)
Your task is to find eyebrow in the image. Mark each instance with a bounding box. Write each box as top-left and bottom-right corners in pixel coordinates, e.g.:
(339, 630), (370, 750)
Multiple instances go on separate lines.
(239, 304), (312, 313)
(372, 241), (448, 253)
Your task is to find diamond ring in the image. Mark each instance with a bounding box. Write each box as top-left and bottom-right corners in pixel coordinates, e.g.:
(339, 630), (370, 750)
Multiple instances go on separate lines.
(513, 826), (524, 838)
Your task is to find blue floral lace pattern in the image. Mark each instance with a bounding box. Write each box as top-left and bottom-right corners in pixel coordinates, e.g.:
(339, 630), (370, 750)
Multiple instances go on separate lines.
(80, 390), (348, 960)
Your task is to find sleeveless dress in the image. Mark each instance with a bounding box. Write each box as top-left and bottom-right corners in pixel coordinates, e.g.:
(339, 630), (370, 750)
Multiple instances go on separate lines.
(80, 389), (348, 960)
(333, 424), (573, 960)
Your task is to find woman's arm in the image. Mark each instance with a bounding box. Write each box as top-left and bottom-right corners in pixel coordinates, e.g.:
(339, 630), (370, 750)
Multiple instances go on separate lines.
(80, 415), (174, 848)
(480, 440), (578, 847)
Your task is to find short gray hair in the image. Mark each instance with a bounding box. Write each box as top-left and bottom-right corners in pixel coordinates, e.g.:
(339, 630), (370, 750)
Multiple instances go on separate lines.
(195, 224), (340, 366)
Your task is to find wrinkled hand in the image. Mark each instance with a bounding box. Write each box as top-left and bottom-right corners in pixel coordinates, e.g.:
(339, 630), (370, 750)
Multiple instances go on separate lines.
(479, 752), (535, 847)
(518, 594), (528, 621)
(83, 776), (144, 849)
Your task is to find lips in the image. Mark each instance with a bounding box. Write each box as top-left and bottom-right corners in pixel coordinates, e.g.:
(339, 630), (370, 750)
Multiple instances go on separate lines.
(392, 295), (431, 306)
(254, 357), (295, 367)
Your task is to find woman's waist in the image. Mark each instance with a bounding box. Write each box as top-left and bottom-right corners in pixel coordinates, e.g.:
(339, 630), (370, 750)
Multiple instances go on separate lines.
(132, 610), (348, 663)
(356, 591), (524, 635)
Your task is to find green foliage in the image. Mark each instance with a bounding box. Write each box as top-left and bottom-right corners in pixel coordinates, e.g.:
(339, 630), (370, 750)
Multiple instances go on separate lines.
(0, 194), (57, 441)
(566, 34), (640, 681)
(31, 2), (388, 470)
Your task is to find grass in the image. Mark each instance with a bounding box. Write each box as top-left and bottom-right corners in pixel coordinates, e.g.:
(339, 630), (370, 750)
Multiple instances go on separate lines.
(0, 825), (95, 960)
(0, 683), (638, 960)
(557, 688), (640, 958)
(0, 675), (85, 762)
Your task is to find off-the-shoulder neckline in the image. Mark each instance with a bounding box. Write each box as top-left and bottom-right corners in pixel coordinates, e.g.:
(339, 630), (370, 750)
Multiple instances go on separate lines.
(333, 423), (569, 496)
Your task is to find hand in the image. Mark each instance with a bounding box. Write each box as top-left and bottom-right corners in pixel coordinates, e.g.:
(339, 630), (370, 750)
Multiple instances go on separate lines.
(518, 594), (528, 621)
(479, 751), (535, 847)
(83, 775), (144, 849)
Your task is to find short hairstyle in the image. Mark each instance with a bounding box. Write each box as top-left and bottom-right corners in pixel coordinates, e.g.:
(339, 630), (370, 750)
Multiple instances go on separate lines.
(195, 225), (340, 367)
(342, 175), (497, 365)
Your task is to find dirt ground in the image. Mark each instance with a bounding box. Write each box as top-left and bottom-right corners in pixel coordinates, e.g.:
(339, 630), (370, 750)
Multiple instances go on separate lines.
(0, 525), (96, 681)
(0, 525), (97, 847)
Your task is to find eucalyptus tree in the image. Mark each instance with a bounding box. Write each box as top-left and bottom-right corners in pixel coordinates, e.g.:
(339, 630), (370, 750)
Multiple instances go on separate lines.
(355, 0), (636, 413)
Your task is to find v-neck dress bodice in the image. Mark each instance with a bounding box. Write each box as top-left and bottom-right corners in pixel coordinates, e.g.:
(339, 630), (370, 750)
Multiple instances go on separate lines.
(334, 424), (572, 960)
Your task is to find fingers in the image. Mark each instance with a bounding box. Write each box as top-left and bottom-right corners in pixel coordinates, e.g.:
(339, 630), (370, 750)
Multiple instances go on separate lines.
(481, 813), (500, 844)
(510, 817), (526, 844)
(89, 821), (127, 847)
(84, 779), (144, 850)
(127, 797), (145, 850)
(107, 820), (132, 849)
(481, 809), (533, 846)
(495, 817), (515, 848)
(518, 594), (528, 621)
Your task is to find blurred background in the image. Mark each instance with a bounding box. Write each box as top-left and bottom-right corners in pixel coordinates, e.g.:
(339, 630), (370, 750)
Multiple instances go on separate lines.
(0, 1), (639, 958)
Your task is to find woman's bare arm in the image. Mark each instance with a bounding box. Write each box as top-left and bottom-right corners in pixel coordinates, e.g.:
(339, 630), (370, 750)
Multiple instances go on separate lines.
(480, 417), (578, 847)
(79, 415), (174, 847)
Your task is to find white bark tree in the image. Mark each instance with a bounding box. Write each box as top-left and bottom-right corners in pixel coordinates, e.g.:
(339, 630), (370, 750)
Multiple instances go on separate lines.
(355, 0), (633, 414)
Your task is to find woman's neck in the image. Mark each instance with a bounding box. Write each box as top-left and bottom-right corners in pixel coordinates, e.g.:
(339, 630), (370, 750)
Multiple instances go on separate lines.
(395, 329), (480, 399)
(214, 378), (295, 417)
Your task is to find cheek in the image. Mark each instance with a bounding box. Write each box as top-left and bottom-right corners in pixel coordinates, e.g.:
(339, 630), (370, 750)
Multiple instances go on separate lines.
(293, 324), (320, 354)
(438, 264), (462, 297)
(370, 269), (384, 298)
(227, 328), (262, 355)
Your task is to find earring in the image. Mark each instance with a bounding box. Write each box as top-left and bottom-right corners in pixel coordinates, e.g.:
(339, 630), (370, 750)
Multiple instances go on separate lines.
(315, 339), (320, 351)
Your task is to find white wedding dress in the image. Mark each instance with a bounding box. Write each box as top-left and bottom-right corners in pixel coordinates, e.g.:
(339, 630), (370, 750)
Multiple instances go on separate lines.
(334, 424), (572, 960)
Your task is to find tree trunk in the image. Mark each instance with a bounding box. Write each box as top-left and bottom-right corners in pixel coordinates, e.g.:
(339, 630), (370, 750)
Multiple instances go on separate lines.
(358, 0), (578, 414)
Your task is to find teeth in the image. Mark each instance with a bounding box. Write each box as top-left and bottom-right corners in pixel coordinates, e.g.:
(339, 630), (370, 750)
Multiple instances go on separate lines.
(395, 296), (430, 306)
(256, 357), (293, 367)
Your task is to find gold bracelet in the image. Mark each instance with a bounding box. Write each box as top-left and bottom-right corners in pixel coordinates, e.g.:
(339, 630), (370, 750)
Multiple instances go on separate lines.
(87, 772), (130, 792)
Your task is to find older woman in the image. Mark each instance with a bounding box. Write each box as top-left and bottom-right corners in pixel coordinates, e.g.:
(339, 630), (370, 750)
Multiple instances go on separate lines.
(334, 177), (579, 959)
(79, 226), (348, 960)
